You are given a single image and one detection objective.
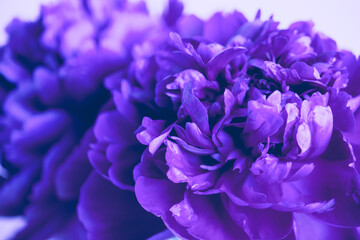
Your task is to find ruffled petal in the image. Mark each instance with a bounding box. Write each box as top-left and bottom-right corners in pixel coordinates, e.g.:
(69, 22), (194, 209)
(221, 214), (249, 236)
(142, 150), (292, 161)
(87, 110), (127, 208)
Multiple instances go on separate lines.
(170, 191), (250, 240)
(135, 176), (193, 239)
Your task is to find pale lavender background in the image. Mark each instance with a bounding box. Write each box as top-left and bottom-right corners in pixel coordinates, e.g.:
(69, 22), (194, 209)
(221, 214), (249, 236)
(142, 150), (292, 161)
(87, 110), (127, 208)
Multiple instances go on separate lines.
(0, 0), (359, 54)
(0, 0), (359, 239)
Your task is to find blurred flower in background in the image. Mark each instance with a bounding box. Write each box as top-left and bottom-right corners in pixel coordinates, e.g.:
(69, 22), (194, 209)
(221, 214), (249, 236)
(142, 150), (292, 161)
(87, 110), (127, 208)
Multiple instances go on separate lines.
(0, 0), (170, 239)
(0, 0), (359, 240)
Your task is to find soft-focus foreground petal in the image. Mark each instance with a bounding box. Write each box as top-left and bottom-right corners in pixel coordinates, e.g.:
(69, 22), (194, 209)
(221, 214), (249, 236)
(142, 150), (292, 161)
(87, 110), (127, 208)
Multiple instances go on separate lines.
(294, 213), (360, 240)
(78, 172), (165, 240)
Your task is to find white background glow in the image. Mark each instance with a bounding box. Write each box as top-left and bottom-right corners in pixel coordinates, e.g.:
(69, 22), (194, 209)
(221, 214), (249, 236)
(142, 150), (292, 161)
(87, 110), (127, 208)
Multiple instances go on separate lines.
(0, 0), (359, 54)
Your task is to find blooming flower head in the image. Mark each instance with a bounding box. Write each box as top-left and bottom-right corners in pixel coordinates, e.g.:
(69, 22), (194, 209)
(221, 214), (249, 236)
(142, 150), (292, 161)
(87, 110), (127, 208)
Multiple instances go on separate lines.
(129, 11), (360, 240)
(1, 0), (360, 239)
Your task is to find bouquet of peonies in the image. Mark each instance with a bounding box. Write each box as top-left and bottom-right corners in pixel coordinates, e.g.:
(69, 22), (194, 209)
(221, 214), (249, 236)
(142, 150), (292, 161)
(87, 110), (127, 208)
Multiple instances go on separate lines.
(0, 0), (360, 239)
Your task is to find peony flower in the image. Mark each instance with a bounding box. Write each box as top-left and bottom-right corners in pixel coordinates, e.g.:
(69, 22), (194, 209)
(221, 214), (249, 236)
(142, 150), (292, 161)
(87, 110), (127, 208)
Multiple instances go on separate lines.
(131, 11), (360, 240)
(1, 0), (359, 239)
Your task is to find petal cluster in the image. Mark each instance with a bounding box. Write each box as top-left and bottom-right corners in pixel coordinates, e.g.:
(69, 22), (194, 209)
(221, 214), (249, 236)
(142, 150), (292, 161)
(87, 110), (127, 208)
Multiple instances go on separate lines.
(131, 9), (360, 240)
(0, 0), (359, 240)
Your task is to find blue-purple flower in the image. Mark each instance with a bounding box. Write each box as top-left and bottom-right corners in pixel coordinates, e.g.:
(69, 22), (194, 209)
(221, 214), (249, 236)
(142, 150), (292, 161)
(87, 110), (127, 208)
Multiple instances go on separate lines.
(0, 0), (168, 239)
(0, 0), (360, 239)
(131, 12), (360, 240)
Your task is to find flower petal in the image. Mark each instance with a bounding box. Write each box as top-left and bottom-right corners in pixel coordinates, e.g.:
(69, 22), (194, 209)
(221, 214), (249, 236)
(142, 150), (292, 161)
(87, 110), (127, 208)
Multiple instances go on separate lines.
(223, 195), (293, 240)
(170, 191), (250, 240)
(78, 172), (165, 240)
(294, 213), (359, 240)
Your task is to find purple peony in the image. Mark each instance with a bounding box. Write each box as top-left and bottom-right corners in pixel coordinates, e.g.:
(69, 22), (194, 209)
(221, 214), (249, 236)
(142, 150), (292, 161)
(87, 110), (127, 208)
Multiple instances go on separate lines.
(0, 0), (360, 239)
(130, 11), (360, 240)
